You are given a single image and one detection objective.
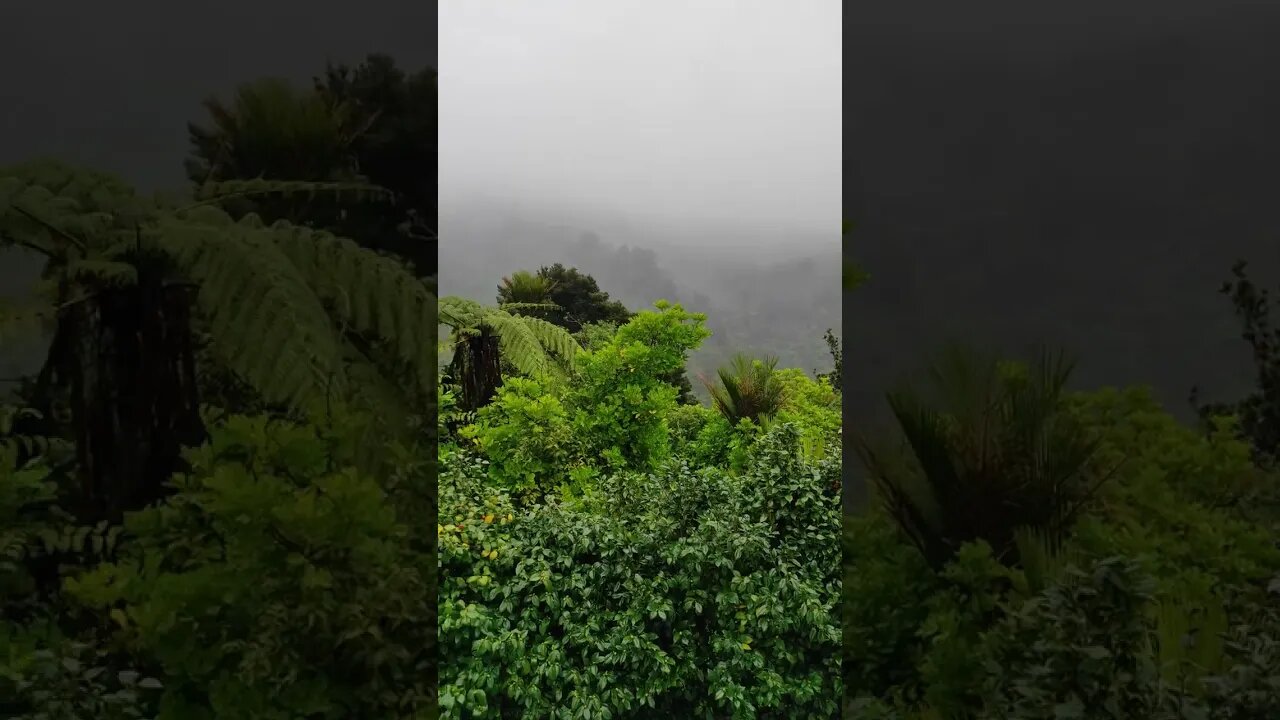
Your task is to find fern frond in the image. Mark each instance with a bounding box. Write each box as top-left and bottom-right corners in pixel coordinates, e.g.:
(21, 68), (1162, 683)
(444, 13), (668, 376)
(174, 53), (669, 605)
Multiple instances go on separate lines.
(0, 161), (151, 251)
(439, 296), (581, 378)
(439, 296), (483, 331)
(483, 312), (554, 377)
(498, 302), (559, 313)
(150, 216), (348, 414)
(518, 316), (582, 369)
(266, 222), (437, 396)
(64, 259), (138, 286)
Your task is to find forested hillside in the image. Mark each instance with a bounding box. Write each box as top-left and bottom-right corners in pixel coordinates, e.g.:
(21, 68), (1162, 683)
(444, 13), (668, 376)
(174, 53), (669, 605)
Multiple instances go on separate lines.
(439, 201), (840, 398)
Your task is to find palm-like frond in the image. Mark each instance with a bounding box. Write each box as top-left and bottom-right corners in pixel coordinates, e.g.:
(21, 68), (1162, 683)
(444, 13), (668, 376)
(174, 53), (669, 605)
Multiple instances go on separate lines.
(151, 213), (349, 414)
(702, 354), (786, 426)
(268, 220), (436, 396)
(858, 343), (1107, 569)
(186, 78), (361, 184)
(498, 270), (557, 305)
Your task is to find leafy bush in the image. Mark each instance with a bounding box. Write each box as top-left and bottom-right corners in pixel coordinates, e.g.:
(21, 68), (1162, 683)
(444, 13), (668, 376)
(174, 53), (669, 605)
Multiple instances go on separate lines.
(1066, 388), (1280, 606)
(0, 622), (161, 720)
(841, 513), (934, 706)
(567, 301), (710, 471)
(63, 414), (436, 719)
(665, 402), (716, 451)
(438, 424), (840, 718)
(464, 377), (582, 503)
(773, 368), (841, 454)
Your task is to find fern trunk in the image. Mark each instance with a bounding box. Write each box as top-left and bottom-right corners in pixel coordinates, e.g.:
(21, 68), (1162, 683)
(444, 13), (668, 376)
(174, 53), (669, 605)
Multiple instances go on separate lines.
(53, 277), (205, 522)
(449, 331), (502, 413)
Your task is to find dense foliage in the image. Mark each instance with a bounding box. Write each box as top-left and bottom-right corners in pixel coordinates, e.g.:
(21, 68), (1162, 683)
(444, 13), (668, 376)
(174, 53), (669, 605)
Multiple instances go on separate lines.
(440, 301), (843, 717)
(6, 43), (1280, 720)
(845, 357), (1280, 718)
(0, 56), (442, 720)
(0, 127), (843, 719)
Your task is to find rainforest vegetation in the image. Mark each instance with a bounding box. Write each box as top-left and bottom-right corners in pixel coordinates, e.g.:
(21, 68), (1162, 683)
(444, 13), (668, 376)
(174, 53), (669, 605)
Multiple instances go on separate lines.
(844, 225), (1280, 717)
(2, 42), (1279, 720)
(0, 56), (442, 719)
(0, 53), (843, 718)
(436, 273), (843, 717)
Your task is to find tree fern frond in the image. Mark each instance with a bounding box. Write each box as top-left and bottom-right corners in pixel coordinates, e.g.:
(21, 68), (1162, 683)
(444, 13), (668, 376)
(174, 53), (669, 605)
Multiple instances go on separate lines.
(484, 312), (554, 377)
(266, 222), (437, 396)
(64, 259), (138, 287)
(519, 315), (582, 368)
(150, 218), (348, 414)
(439, 296), (483, 331)
(0, 162), (151, 254)
(340, 341), (418, 463)
(497, 302), (559, 313)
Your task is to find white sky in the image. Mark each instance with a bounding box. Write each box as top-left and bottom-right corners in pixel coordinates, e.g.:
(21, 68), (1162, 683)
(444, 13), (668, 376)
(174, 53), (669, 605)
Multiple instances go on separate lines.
(439, 0), (841, 237)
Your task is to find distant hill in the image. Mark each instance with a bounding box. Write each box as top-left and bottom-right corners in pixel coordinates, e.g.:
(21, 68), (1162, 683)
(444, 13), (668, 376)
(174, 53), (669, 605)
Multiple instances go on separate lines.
(440, 199), (840, 388)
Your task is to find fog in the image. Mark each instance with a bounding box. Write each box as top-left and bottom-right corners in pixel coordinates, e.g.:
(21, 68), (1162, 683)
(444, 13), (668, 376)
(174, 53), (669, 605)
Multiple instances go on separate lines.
(846, 0), (1280, 427)
(440, 0), (840, 233)
(439, 1), (842, 383)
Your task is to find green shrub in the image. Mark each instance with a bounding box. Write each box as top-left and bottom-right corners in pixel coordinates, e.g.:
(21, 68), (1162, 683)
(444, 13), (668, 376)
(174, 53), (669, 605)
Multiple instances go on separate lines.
(438, 424), (840, 719)
(0, 621), (161, 720)
(773, 368), (841, 455)
(1067, 388), (1280, 608)
(568, 301), (710, 472)
(63, 414), (436, 719)
(974, 556), (1176, 719)
(464, 377), (583, 503)
(841, 513), (935, 703)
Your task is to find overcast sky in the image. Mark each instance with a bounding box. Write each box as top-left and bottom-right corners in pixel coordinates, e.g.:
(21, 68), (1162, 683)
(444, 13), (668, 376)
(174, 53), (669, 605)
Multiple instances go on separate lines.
(439, 1), (841, 237)
(0, 0), (435, 193)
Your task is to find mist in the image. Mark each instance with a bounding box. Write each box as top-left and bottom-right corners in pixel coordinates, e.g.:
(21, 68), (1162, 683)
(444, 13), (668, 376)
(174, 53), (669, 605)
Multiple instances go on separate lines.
(847, 0), (1280, 425)
(439, 0), (842, 383)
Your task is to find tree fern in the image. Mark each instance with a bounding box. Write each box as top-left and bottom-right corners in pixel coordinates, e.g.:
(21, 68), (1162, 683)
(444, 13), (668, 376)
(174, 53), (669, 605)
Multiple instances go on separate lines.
(439, 297), (580, 376)
(153, 212), (350, 414)
(497, 270), (556, 305)
(439, 296), (581, 411)
(0, 160), (439, 515)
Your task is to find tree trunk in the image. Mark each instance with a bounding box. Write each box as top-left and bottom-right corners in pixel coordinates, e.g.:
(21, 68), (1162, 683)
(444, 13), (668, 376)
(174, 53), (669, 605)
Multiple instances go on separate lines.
(449, 331), (502, 414)
(55, 275), (206, 523)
